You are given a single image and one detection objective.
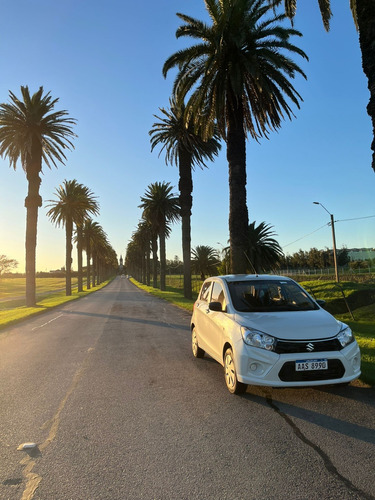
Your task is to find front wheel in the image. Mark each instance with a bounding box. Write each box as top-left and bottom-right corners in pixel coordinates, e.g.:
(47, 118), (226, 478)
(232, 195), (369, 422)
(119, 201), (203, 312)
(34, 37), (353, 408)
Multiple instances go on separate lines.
(224, 348), (247, 394)
(192, 327), (205, 358)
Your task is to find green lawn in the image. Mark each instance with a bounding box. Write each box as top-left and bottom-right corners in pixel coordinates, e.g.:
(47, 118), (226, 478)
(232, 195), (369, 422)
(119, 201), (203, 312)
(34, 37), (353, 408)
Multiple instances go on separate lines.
(0, 277), (111, 329)
(0, 277), (78, 300)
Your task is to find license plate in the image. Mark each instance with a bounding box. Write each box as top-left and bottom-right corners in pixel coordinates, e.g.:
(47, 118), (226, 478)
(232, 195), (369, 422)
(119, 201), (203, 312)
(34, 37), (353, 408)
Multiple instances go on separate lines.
(295, 359), (328, 371)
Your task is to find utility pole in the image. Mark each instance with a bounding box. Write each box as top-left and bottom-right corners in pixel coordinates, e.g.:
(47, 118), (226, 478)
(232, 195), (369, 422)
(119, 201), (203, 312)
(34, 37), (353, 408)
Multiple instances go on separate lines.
(313, 202), (339, 282)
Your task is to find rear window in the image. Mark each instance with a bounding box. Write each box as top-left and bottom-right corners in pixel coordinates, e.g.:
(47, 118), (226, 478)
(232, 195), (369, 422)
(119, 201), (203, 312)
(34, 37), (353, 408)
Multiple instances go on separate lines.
(227, 279), (318, 312)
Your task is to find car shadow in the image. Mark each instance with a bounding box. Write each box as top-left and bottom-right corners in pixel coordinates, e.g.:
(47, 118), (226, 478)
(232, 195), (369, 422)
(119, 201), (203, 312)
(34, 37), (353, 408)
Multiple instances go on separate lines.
(241, 384), (375, 445)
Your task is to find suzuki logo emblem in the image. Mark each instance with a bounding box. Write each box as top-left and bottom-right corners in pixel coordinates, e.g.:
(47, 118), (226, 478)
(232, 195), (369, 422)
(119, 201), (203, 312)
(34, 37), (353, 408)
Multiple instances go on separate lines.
(306, 343), (315, 352)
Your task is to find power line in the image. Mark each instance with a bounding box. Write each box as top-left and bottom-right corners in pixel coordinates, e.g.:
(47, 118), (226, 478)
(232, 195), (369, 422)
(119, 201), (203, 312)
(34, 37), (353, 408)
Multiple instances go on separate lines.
(336, 215), (375, 223)
(282, 224), (328, 249)
(282, 214), (375, 250)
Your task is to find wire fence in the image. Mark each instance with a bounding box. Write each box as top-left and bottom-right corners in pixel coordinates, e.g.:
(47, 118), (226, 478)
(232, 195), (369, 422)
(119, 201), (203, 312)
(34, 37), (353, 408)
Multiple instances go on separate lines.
(164, 267), (375, 293)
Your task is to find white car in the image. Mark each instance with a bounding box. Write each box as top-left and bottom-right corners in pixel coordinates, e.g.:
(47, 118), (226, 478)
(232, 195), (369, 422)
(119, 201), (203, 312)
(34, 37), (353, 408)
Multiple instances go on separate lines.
(191, 275), (361, 394)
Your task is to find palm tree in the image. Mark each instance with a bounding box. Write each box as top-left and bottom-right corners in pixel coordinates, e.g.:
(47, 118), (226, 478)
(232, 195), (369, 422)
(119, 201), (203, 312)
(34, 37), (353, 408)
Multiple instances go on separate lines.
(270, 0), (375, 172)
(46, 180), (99, 295)
(0, 86), (76, 306)
(150, 97), (221, 299)
(191, 245), (220, 280)
(136, 219), (153, 285)
(82, 219), (97, 289)
(163, 0), (307, 274)
(82, 220), (105, 288)
(245, 221), (283, 273)
(92, 229), (110, 285)
(73, 194), (100, 293)
(139, 182), (180, 291)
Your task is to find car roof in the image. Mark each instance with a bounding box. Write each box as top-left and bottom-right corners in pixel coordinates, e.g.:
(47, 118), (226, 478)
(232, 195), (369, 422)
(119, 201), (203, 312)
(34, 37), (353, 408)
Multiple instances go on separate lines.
(208, 274), (293, 283)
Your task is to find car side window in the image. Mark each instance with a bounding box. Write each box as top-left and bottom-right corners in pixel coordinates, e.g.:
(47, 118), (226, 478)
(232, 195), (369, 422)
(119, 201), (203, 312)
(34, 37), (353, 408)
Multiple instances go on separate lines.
(211, 282), (226, 310)
(200, 281), (212, 302)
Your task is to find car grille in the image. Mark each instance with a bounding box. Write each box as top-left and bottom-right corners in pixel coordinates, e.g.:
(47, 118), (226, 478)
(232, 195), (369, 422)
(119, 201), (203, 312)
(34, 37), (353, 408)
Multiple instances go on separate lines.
(278, 360), (345, 382)
(274, 337), (341, 354)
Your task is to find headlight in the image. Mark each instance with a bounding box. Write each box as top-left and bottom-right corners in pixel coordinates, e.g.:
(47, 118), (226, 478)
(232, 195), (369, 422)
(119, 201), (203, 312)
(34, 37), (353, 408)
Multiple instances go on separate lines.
(337, 324), (354, 347)
(241, 327), (275, 351)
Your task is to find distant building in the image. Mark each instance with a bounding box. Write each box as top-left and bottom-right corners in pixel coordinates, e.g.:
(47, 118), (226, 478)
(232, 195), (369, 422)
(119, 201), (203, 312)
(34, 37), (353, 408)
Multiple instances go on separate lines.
(348, 248), (375, 261)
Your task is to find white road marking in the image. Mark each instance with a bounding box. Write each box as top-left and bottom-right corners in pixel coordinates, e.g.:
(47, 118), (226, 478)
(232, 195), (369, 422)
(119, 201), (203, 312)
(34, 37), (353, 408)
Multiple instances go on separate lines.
(31, 314), (64, 331)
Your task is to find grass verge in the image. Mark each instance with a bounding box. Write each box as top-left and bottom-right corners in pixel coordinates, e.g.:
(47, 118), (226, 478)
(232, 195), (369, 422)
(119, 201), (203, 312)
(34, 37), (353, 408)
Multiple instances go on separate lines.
(130, 279), (197, 312)
(131, 278), (375, 387)
(0, 280), (112, 331)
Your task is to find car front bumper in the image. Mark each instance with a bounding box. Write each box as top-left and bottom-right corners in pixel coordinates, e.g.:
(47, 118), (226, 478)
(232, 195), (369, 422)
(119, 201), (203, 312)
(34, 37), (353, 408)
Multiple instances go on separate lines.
(235, 340), (361, 387)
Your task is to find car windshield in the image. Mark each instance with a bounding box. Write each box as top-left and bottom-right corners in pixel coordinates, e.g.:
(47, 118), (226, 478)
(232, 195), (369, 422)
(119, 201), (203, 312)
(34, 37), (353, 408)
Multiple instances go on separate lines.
(227, 279), (318, 312)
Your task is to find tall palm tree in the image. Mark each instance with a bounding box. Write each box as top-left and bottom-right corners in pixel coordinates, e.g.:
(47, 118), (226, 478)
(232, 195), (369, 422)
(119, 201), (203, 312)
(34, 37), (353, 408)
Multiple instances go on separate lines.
(0, 86), (76, 306)
(270, 0), (375, 172)
(163, 0), (307, 274)
(139, 182), (180, 291)
(92, 229), (110, 285)
(82, 220), (104, 289)
(125, 239), (143, 282)
(46, 180), (99, 295)
(134, 219), (153, 285)
(191, 245), (220, 280)
(150, 97), (221, 299)
(245, 221), (284, 273)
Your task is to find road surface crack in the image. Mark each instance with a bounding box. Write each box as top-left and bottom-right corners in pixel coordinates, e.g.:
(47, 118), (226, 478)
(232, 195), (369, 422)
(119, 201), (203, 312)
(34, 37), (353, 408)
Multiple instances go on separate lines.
(264, 392), (375, 500)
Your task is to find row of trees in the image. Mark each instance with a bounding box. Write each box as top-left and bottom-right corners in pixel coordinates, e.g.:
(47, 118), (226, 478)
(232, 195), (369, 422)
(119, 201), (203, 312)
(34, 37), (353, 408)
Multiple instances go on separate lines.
(127, 0), (374, 297)
(46, 179), (117, 295)
(125, 213), (285, 286)
(0, 87), (117, 305)
(280, 247), (350, 270)
(124, 0), (307, 298)
(125, 181), (180, 291)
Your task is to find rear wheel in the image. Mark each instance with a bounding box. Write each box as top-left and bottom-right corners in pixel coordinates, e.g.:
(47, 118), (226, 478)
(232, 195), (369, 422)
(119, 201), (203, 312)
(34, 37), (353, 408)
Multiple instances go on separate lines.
(224, 348), (247, 394)
(192, 327), (205, 358)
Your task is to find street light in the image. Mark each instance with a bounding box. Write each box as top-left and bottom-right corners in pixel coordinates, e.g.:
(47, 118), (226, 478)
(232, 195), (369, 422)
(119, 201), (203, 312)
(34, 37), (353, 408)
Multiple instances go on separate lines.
(313, 202), (339, 282)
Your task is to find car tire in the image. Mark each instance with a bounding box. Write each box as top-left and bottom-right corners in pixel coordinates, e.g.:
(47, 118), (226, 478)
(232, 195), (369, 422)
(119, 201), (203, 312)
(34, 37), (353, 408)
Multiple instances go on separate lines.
(192, 327), (205, 358)
(224, 348), (247, 394)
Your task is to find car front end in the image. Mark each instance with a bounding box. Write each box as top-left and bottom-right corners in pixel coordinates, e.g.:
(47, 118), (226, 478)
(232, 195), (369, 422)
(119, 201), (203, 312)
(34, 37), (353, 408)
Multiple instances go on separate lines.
(234, 320), (361, 387)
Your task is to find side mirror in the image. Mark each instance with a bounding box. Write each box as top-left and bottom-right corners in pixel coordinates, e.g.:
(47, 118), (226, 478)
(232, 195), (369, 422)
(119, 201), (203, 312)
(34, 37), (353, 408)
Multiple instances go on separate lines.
(209, 301), (223, 312)
(316, 299), (326, 308)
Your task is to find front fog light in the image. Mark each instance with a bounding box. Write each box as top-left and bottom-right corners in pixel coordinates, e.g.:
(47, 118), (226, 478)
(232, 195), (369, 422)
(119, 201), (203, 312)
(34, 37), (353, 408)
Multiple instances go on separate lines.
(352, 355), (360, 370)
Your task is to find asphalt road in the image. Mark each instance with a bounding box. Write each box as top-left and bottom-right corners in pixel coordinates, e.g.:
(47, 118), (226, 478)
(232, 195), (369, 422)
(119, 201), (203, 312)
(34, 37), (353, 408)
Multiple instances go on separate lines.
(0, 276), (374, 500)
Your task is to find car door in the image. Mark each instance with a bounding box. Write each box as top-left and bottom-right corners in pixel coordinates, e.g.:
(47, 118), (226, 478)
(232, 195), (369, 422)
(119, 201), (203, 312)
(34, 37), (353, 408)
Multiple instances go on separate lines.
(199, 281), (226, 363)
(194, 280), (214, 356)
(202, 280), (228, 363)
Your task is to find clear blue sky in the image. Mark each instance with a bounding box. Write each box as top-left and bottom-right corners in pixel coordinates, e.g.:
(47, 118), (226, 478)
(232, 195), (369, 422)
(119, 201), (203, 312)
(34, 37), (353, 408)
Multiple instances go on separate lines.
(1, 0), (374, 273)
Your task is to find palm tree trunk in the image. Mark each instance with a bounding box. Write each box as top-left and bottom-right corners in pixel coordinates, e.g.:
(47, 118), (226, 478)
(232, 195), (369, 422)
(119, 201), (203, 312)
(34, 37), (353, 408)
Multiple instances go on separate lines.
(146, 246), (151, 286)
(92, 251), (96, 287)
(77, 225), (83, 292)
(25, 150), (42, 307)
(86, 238), (91, 289)
(178, 147), (193, 299)
(24, 199), (39, 307)
(160, 230), (166, 291)
(226, 94), (249, 274)
(357, 0), (375, 172)
(152, 236), (158, 288)
(65, 219), (73, 296)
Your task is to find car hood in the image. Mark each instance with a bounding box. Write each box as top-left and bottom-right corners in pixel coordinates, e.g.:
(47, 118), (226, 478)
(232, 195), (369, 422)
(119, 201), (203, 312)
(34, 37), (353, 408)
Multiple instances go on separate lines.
(234, 308), (342, 340)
